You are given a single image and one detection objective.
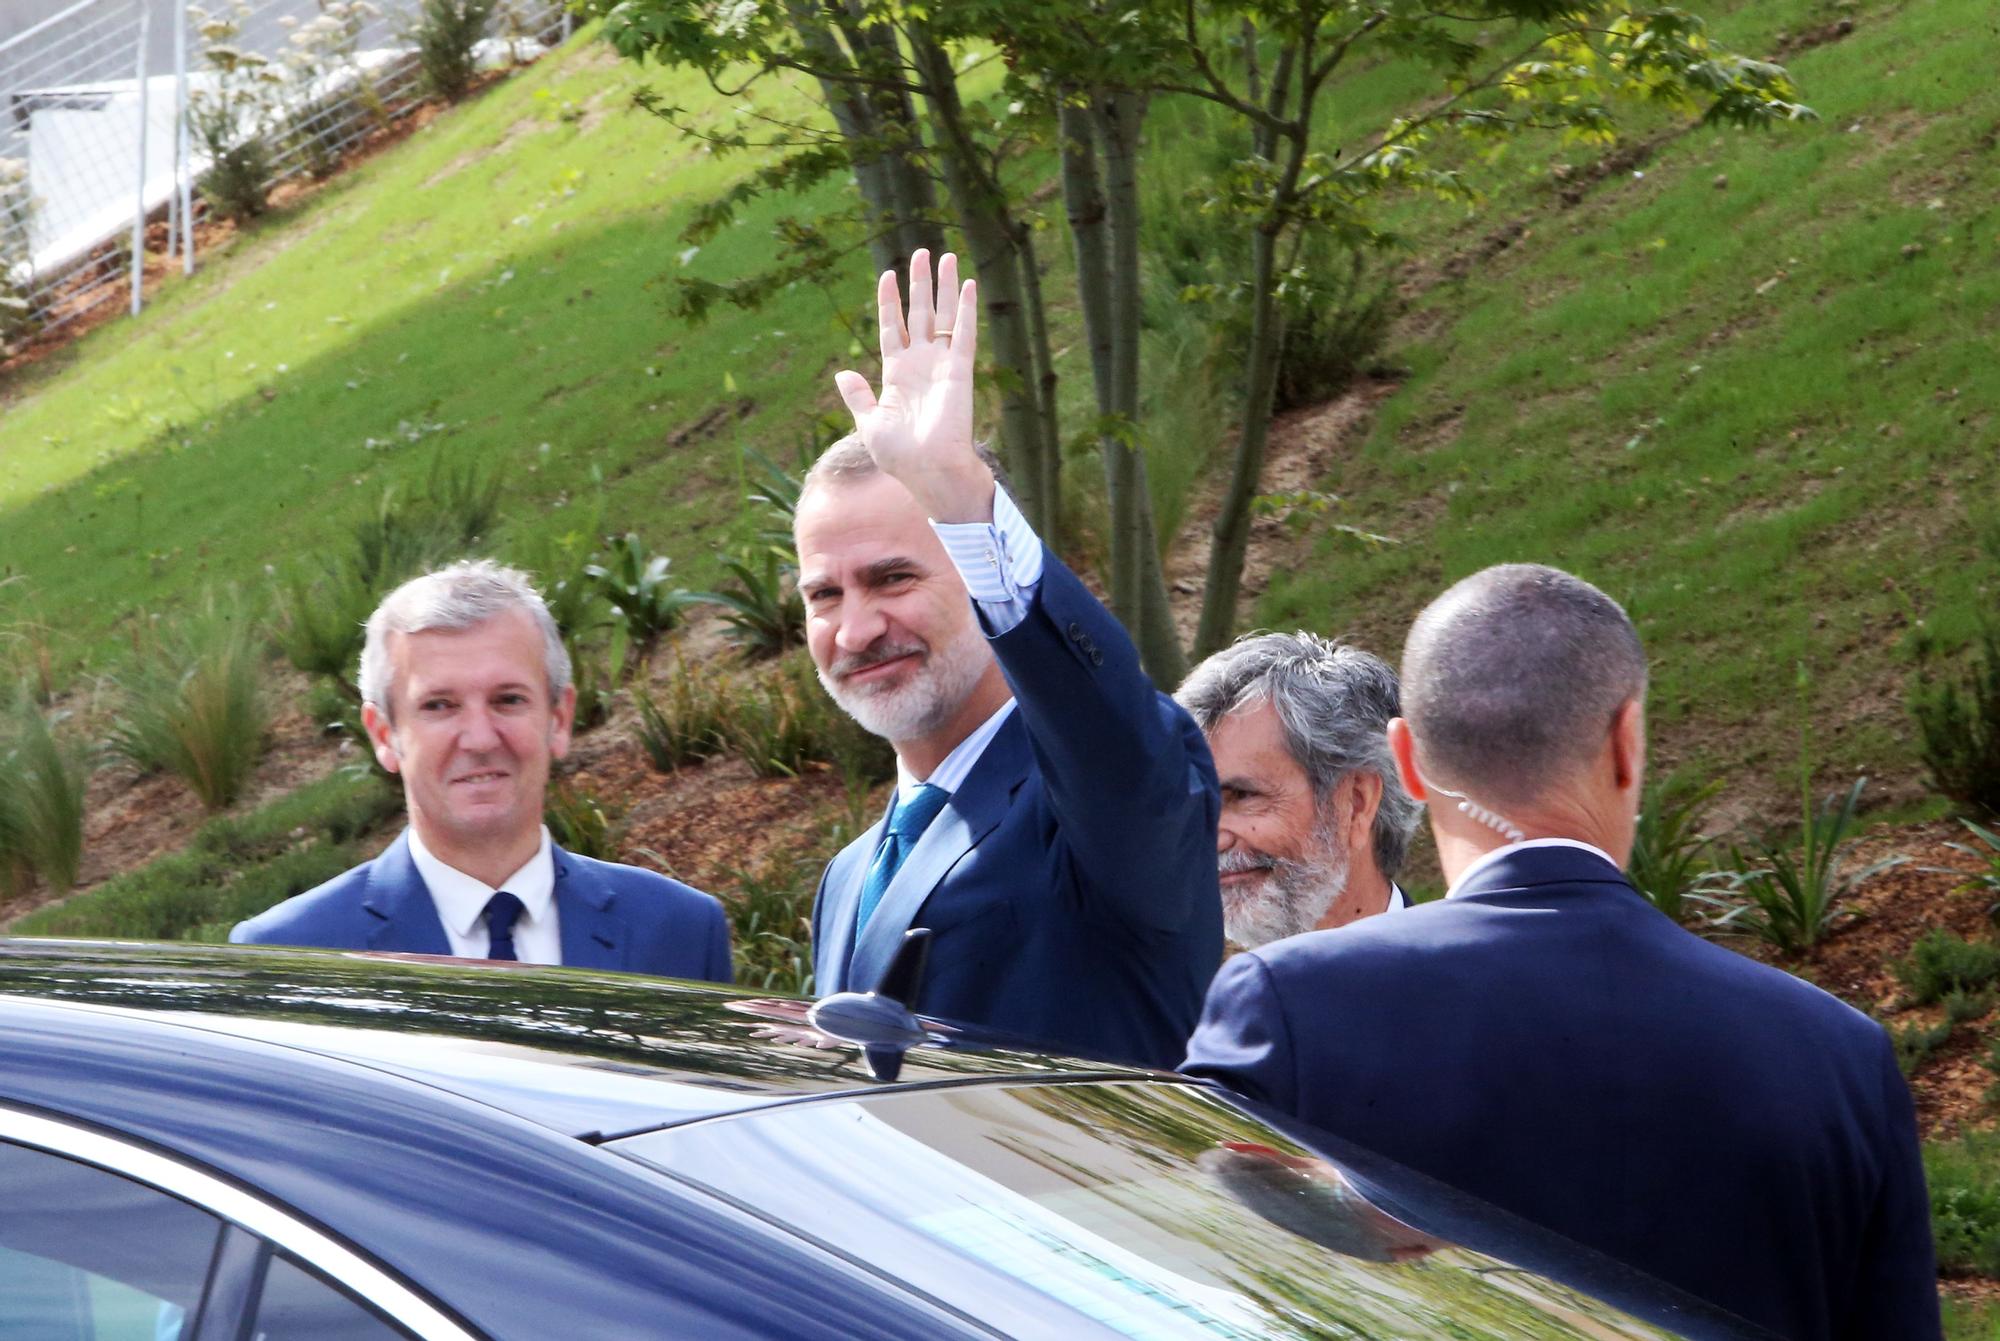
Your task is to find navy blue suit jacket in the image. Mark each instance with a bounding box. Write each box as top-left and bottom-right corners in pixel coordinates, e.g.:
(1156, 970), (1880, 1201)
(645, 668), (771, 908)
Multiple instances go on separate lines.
(812, 554), (1223, 1071)
(231, 831), (733, 983)
(1183, 844), (1938, 1341)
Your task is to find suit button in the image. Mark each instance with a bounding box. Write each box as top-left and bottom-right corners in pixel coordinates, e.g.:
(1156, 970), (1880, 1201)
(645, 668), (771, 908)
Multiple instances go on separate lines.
(1067, 622), (1084, 642)
(1090, 649), (1104, 666)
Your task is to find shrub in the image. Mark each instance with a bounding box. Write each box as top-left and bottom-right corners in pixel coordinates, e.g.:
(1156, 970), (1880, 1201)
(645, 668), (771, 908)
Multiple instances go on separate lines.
(406, 0), (495, 102)
(0, 695), (88, 898)
(110, 603), (271, 811)
(689, 547), (804, 660)
(1627, 774), (1722, 922)
(1910, 624), (2000, 820)
(724, 654), (893, 784)
(545, 779), (619, 860)
(15, 772), (399, 940)
(1893, 1018), (1953, 1077)
(1704, 777), (1902, 955)
(584, 533), (691, 652)
(186, 5), (279, 223)
(634, 664), (732, 772)
(1929, 1131), (2000, 1276)
(1897, 929), (2000, 1005)
(723, 848), (820, 994)
(1270, 249), (1398, 412)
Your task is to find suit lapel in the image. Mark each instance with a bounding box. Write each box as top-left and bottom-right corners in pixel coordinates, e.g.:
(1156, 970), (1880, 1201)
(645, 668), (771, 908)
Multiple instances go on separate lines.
(360, 832), (452, 955)
(554, 847), (626, 970)
(817, 815), (887, 996)
(848, 715), (1031, 993)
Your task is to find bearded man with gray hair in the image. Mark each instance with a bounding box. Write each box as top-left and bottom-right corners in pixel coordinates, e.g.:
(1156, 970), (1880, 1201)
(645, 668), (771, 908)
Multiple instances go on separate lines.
(233, 559), (732, 981)
(1184, 564), (1938, 1340)
(1176, 633), (1421, 946)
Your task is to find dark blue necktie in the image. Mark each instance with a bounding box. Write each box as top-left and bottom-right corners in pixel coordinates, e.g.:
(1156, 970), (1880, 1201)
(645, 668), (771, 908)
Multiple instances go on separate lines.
(485, 891), (525, 961)
(856, 784), (950, 934)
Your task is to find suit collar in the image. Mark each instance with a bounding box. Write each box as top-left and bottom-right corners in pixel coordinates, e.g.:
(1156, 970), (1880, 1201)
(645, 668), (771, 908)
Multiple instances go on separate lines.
(552, 847), (628, 969)
(1449, 841), (1632, 902)
(360, 832), (451, 955)
(360, 834), (627, 967)
(846, 712), (1032, 992)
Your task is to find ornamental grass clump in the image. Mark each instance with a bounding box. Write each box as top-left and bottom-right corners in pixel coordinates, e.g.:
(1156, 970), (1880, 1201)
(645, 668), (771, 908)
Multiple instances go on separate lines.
(0, 693), (88, 898)
(1704, 777), (1902, 956)
(1627, 773), (1722, 922)
(110, 603), (270, 812)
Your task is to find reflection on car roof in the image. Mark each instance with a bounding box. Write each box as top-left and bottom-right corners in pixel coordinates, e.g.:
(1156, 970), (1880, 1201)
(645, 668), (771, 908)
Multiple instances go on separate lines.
(0, 940), (1151, 1136)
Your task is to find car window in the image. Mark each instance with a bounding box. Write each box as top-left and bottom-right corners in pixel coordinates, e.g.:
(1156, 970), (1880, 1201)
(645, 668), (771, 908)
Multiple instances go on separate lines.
(0, 1140), (222, 1341)
(245, 1255), (413, 1341)
(615, 1082), (1693, 1341)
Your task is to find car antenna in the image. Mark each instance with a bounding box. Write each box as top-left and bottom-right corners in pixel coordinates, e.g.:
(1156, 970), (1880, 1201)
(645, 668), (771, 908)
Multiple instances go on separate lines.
(806, 929), (931, 1083)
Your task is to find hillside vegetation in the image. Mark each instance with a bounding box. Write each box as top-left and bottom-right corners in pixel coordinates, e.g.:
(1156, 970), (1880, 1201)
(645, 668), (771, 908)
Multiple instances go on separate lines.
(0, 0), (1993, 816)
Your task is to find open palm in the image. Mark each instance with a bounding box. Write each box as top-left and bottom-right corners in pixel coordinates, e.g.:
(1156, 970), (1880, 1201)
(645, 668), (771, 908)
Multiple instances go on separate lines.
(834, 250), (986, 520)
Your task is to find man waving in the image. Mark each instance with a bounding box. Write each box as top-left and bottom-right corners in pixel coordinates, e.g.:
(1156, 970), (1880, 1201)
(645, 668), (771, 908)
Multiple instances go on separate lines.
(800, 252), (1222, 1069)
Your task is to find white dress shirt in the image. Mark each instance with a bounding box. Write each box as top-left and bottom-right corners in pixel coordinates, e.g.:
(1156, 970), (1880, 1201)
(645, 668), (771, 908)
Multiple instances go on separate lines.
(1445, 836), (1621, 899)
(405, 824), (562, 964)
(1387, 882), (1409, 911)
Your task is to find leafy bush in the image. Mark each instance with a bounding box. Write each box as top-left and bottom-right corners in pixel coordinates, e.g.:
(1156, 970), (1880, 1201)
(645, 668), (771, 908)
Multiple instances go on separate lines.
(1898, 929), (2000, 1005)
(634, 663), (732, 772)
(584, 533), (691, 652)
(1627, 774), (1721, 922)
(186, 4), (279, 222)
(1894, 1018), (1953, 1078)
(1929, 1131), (2000, 1276)
(110, 603), (270, 811)
(724, 654), (894, 784)
(0, 696), (87, 898)
(723, 848), (821, 994)
(545, 778), (619, 860)
(1270, 249), (1398, 412)
(406, 0), (495, 102)
(14, 772), (400, 940)
(1704, 778), (1902, 955)
(1910, 624), (2000, 820)
(689, 547), (804, 660)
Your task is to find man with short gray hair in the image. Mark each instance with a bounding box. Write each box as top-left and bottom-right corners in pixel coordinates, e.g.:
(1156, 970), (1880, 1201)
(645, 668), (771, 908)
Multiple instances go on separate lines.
(1176, 633), (1420, 946)
(234, 559), (732, 982)
(1185, 563), (1938, 1340)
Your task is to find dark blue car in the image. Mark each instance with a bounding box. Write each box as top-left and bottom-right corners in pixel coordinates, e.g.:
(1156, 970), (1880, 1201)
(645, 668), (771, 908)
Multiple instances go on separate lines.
(0, 939), (1767, 1340)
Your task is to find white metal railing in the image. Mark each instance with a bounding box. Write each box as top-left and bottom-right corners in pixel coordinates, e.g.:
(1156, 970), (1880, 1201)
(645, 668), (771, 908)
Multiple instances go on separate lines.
(0, 0), (568, 350)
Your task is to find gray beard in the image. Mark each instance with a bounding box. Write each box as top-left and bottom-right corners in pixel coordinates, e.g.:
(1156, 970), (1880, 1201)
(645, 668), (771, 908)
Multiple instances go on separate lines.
(1219, 826), (1352, 948)
(818, 622), (993, 744)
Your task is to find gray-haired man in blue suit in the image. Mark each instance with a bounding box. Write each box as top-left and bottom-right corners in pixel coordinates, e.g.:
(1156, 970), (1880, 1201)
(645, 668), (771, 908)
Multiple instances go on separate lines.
(233, 560), (730, 981)
(801, 250), (1221, 1069)
(1184, 564), (1937, 1339)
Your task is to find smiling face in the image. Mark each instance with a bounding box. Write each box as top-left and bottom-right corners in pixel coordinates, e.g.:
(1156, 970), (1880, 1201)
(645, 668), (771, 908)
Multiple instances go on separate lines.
(1208, 703), (1352, 947)
(363, 608), (574, 871)
(794, 471), (998, 757)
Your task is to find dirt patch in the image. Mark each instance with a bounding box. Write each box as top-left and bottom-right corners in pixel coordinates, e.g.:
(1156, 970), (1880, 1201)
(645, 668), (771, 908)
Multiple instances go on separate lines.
(1772, 17), (1857, 59)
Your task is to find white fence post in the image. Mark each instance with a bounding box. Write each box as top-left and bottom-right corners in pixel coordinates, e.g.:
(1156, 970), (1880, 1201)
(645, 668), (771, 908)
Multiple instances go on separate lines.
(127, 0), (150, 315)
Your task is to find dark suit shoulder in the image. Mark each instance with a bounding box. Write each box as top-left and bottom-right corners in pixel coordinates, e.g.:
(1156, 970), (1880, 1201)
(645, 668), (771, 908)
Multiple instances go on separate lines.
(230, 859), (376, 946)
(561, 854), (723, 915)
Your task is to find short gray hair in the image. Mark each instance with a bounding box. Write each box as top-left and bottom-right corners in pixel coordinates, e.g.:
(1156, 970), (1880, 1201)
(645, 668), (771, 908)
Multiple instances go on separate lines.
(1401, 563), (1647, 806)
(798, 433), (1013, 510)
(358, 559), (571, 714)
(1176, 631), (1422, 880)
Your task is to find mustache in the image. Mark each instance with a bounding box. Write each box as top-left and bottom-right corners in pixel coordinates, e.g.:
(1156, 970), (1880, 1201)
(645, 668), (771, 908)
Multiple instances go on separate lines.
(827, 638), (928, 680)
(1218, 850), (1276, 875)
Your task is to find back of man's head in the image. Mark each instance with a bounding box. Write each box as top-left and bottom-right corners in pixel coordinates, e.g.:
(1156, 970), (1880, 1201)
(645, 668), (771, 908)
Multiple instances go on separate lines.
(1401, 564), (1646, 808)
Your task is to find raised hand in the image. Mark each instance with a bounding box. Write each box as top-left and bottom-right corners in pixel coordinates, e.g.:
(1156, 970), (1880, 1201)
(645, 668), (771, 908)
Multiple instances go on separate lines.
(833, 249), (993, 524)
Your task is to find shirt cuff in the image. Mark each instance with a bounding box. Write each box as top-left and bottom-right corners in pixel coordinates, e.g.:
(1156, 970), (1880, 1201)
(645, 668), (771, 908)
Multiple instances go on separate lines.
(931, 484), (1044, 635)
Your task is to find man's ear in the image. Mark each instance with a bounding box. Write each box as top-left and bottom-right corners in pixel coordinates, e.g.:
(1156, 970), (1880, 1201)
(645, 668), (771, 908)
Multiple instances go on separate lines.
(1345, 771), (1384, 858)
(1387, 718), (1427, 803)
(549, 683), (577, 761)
(362, 702), (401, 776)
(1611, 697), (1645, 794)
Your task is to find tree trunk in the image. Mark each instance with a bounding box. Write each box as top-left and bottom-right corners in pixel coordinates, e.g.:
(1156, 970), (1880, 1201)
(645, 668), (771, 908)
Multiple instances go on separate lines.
(840, 12), (946, 268)
(1012, 217), (1063, 550)
(1195, 216), (1284, 660)
(905, 26), (1059, 536)
(1098, 90), (1186, 684)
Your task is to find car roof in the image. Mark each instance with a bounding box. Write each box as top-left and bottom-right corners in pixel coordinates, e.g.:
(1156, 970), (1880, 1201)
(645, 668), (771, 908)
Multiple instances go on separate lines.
(0, 938), (1148, 1138)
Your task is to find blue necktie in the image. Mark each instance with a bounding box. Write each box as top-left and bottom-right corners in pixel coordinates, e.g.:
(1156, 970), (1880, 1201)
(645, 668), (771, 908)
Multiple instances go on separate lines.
(856, 784), (950, 935)
(485, 891), (524, 961)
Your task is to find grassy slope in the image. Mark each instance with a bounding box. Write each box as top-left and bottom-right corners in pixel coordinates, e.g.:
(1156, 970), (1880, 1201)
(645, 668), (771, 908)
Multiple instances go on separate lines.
(1256, 0), (2000, 804)
(0, 40), (872, 660)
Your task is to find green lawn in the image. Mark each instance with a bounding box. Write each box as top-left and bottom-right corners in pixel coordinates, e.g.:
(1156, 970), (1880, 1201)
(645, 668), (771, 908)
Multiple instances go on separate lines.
(0, 38), (873, 667)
